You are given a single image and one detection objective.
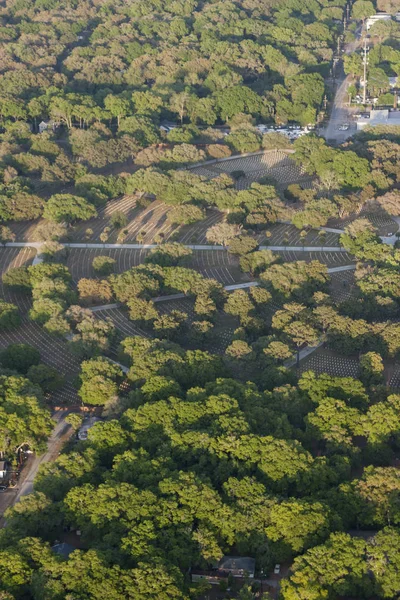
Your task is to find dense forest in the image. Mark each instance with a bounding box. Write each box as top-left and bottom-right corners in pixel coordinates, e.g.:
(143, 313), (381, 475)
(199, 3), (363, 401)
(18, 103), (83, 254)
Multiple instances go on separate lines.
(0, 0), (399, 599)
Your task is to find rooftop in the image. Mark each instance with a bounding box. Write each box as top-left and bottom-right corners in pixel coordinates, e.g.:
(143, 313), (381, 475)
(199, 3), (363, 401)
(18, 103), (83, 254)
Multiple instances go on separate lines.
(218, 556), (256, 575)
(357, 109), (400, 130)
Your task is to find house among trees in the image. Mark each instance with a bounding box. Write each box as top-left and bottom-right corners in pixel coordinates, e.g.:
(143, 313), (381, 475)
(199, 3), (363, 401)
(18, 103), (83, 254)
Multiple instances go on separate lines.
(191, 556), (256, 584)
(38, 120), (58, 134)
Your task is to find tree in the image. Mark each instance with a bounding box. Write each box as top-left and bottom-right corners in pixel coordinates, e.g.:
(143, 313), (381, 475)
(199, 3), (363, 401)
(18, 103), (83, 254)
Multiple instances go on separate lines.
(0, 301), (20, 331)
(226, 129), (262, 153)
(65, 413), (84, 430)
(225, 340), (252, 359)
(145, 244), (192, 268)
(215, 86), (263, 121)
(127, 297), (158, 323)
(224, 289), (255, 319)
(266, 500), (332, 554)
(168, 205), (205, 226)
(285, 321), (319, 365)
(0, 344), (41, 374)
(78, 279), (113, 305)
(92, 256), (116, 276)
(368, 528), (400, 598)
(206, 223), (242, 246)
(2, 267), (30, 292)
(354, 466), (400, 526)
(280, 533), (370, 600)
(343, 53), (363, 77)
(352, 0), (375, 22)
(104, 94), (131, 127)
(376, 190), (400, 216)
(43, 194), (97, 223)
(27, 364), (64, 393)
(0, 226), (15, 246)
(79, 357), (122, 406)
(110, 212), (128, 229)
(0, 375), (53, 457)
(344, 218), (377, 239)
(70, 316), (116, 358)
(359, 352), (384, 386)
(240, 250), (277, 275)
(228, 236), (258, 256)
(0, 193), (44, 223)
(79, 375), (119, 406)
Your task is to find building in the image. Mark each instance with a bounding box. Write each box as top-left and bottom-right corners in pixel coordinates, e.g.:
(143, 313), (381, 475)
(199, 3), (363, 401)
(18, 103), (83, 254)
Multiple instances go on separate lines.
(191, 556), (256, 584)
(0, 462), (7, 480)
(38, 121), (48, 133)
(38, 120), (58, 134)
(366, 13), (392, 30)
(218, 556), (255, 578)
(356, 109), (400, 130)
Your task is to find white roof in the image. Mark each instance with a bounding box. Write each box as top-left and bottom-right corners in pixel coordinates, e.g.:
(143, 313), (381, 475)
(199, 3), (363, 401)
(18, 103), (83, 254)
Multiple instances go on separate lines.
(357, 109), (400, 129)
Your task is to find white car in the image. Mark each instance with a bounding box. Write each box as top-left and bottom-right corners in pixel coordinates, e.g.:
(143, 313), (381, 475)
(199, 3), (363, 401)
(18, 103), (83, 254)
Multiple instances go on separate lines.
(274, 564), (281, 575)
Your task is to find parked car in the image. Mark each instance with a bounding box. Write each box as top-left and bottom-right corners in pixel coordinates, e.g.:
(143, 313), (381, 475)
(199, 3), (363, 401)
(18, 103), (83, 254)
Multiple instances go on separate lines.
(274, 564), (281, 575)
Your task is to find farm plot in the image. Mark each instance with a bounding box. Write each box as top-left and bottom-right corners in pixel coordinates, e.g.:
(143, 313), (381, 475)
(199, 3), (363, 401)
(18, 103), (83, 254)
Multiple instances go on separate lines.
(329, 270), (357, 303)
(66, 247), (249, 287)
(328, 209), (398, 236)
(0, 247), (80, 403)
(262, 223), (341, 247)
(298, 348), (360, 378)
(66, 248), (150, 283)
(190, 150), (312, 190)
(274, 249), (355, 267)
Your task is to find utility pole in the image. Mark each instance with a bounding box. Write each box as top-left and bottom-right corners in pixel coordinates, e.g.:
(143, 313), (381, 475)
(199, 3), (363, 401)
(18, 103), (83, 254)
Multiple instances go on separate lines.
(362, 37), (369, 105)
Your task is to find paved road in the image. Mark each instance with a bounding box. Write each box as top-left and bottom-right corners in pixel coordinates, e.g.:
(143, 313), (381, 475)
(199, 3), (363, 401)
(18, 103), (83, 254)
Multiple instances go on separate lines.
(323, 26), (363, 143)
(89, 266), (356, 312)
(261, 245), (345, 252)
(14, 410), (72, 501)
(327, 264), (356, 273)
(284, 338), (326, 368)
(0, 410), (74, 526)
